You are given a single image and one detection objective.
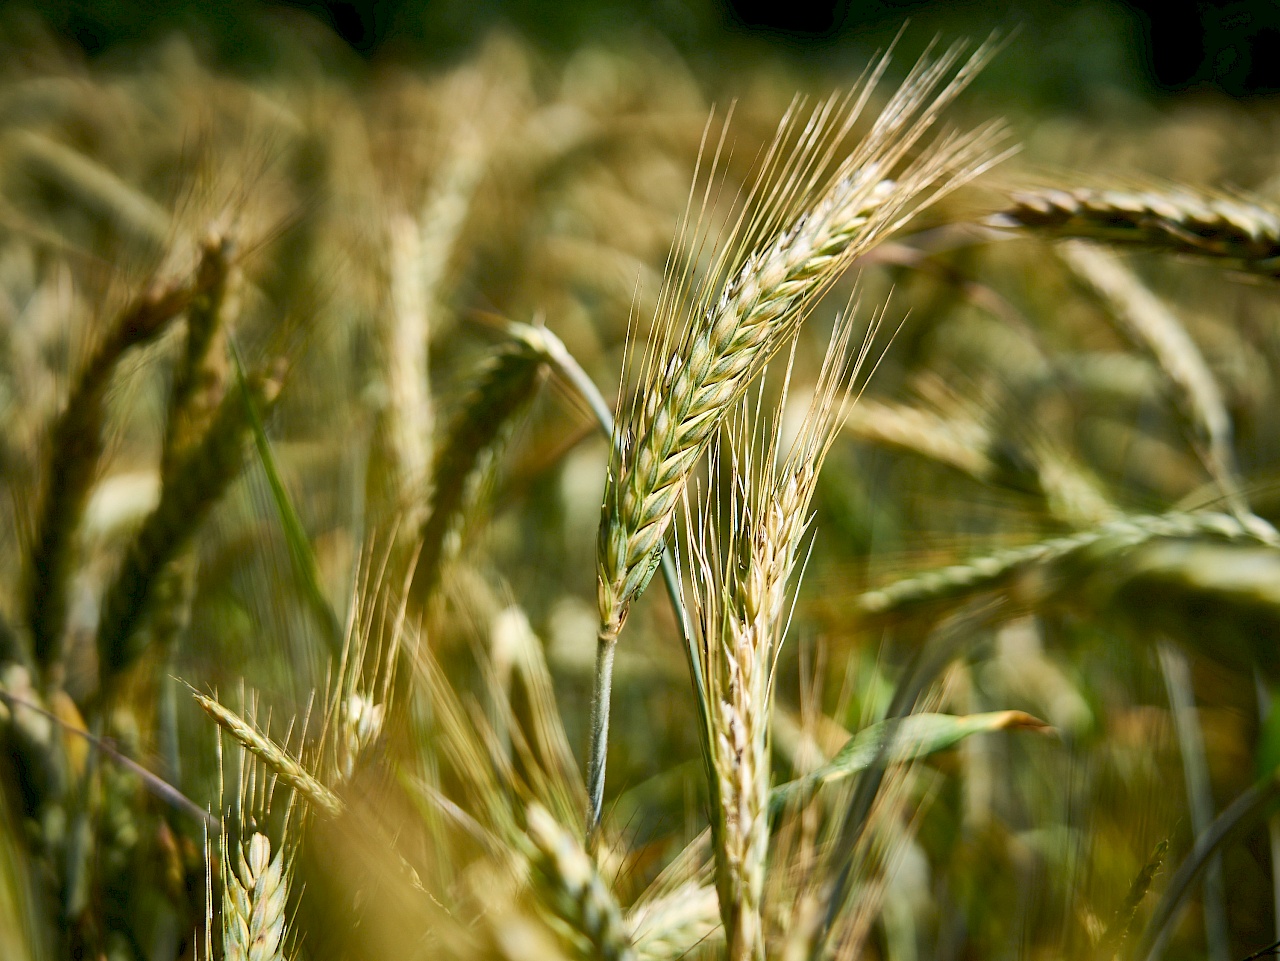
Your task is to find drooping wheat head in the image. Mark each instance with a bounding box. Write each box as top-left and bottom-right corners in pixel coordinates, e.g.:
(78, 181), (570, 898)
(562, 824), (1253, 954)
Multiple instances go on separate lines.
(409, 332), (548, 606)
(96, 365), (282, 685)
(991, 184), (1280, 280)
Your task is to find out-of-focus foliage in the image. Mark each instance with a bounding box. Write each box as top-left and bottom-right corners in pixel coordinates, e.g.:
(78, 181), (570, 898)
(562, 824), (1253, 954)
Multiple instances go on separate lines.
(2, 6), (1280, 961)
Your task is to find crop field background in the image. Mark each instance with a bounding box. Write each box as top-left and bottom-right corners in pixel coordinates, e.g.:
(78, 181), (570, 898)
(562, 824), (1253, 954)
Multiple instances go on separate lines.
(3, 2), (1280, 960)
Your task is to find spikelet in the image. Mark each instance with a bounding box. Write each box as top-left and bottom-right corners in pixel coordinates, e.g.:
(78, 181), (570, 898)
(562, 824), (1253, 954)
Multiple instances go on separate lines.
(991, 184), (1280, 279)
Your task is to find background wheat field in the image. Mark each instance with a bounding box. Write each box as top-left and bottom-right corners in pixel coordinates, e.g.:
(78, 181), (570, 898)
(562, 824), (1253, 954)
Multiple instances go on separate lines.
(4, 3), (1280, 961)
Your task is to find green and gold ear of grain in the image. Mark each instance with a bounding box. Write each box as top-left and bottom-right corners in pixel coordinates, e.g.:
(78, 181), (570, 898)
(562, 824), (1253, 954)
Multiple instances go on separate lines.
(409, 333), (547, 606)
(597, 42), (1006, 646)
(193, 688), (342, 819)
(675, 308), (867, 960)
(857, 509), (1277, 622)
(588, 41), (1008, 832)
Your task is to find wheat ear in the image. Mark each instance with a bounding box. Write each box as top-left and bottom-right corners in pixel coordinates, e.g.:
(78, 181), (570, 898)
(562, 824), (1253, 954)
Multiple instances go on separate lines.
(24, 249), (222, 674)
(193, 690), (342, 818)
(589, 42), (1006, 833)
(685, 313), (866, 960)
(96, 368), (281, 684)
(164, 233), (235, 472)
(990, 184), (1280, 280)
(525, 802), (636, 961)
(843, 398), (997, 480)
(1059, 241), (1249, 516)
(409, 335), (547, 605)
(221, 832), (289, 961)
(627, 883), (722, 961)
(858, 509), (1277, 619)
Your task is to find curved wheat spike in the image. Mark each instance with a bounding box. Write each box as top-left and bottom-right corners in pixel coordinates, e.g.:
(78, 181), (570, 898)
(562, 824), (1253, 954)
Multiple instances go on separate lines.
(857, 509), (1278, 619)
(990, 184), (1280, 280)
(193, 690), (342, 819)
(24, 245), (225, 675)
(409, 336), (547, 605)
(1059, 240), (1257, 523)
(588, 40), (1008, 834)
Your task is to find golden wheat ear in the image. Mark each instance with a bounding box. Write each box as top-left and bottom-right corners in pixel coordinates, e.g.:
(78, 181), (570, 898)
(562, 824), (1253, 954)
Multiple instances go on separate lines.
(408, 332), (548, 607)
(588, 40), (1008, 834)
(991, 184), (1280, 279)
(675, 303), (869, 961)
